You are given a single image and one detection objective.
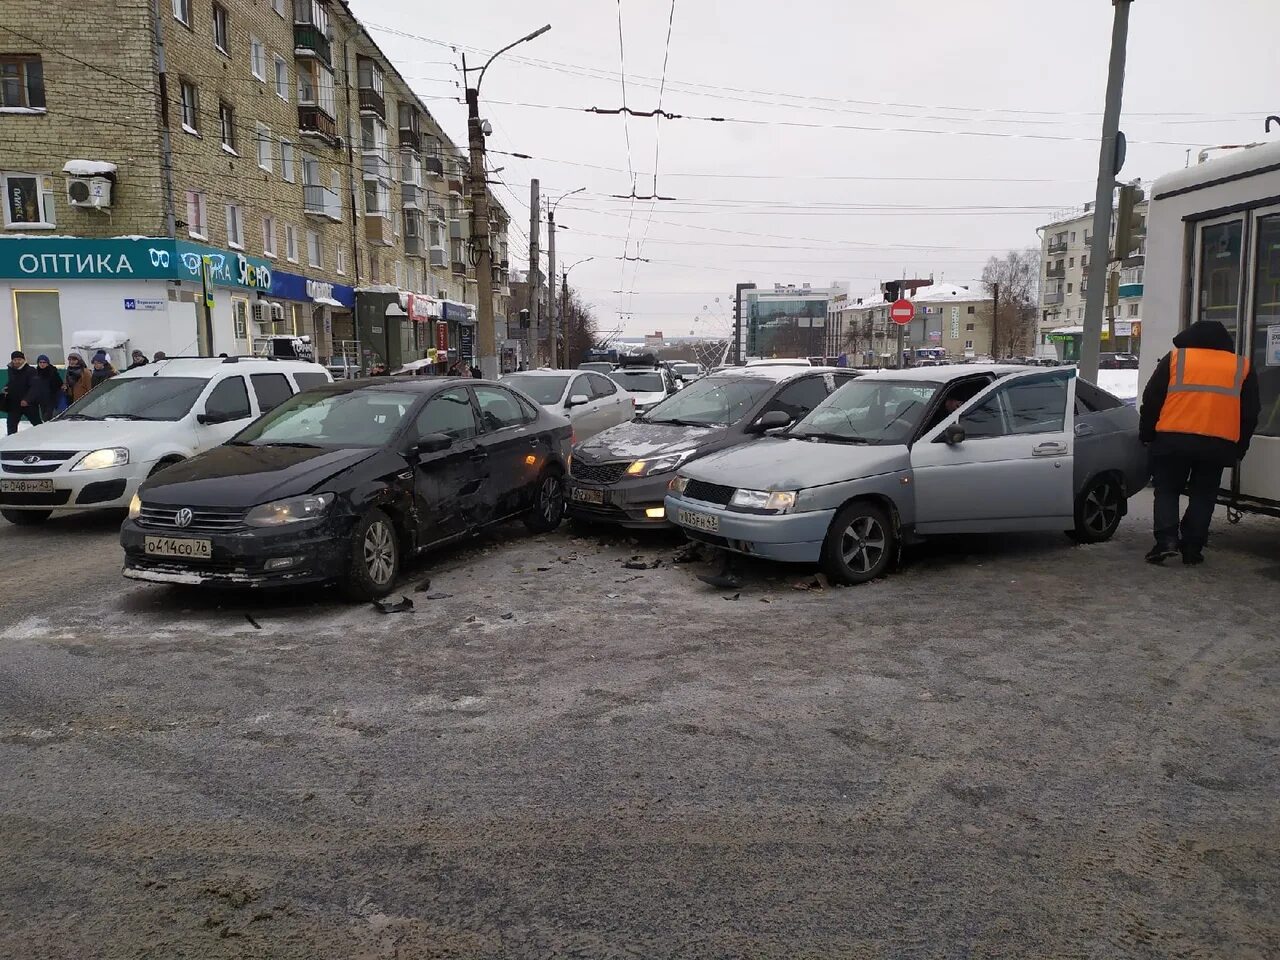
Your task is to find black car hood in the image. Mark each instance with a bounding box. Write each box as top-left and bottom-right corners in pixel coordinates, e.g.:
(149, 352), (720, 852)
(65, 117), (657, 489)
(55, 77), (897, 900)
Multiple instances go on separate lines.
(141, 444), (382, 507)
(576, 419), (725, 461)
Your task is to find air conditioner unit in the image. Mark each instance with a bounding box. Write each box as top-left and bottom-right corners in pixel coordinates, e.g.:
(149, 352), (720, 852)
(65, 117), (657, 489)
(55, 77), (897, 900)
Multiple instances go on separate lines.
(429, 246), (447, 268)
(251, 301), (273, 325)
(271, 302), (286, 322)
(66, 176), (113, 208)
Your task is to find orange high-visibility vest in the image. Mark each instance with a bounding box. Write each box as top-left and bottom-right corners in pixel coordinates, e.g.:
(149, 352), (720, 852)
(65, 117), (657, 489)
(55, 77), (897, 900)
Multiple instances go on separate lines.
(1155, 347), (1249, 443)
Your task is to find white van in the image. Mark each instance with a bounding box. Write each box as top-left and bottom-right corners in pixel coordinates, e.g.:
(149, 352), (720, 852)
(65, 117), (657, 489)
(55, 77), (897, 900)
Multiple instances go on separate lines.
(0, 357), (332, 524)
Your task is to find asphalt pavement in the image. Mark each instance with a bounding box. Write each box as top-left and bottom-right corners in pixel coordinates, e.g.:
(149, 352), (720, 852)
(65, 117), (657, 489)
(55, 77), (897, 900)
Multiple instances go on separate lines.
(0, 495), (1277, 959)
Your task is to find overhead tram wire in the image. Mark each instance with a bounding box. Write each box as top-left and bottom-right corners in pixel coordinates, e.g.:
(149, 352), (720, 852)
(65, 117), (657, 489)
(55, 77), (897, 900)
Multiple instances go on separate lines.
(614, 0), (639, 319)
(629, 0), (678, 302)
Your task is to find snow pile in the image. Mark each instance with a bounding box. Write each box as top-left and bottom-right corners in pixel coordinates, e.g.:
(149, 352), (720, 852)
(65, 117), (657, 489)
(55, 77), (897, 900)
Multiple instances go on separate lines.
(62, 160), (118, 177)
(71, 329), (130, 350)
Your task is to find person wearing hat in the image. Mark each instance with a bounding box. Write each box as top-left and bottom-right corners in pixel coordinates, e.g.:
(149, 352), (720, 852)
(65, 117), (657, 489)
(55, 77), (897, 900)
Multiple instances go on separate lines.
(3, 350), (43, 434)
(29, 355), (64, 421)
(63, 352), (91, 404)
(89, 351), (116, 391)
(126, 349), (149, 371)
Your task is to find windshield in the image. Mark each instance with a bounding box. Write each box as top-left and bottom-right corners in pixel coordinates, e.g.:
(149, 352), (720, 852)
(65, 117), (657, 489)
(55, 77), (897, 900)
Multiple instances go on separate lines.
(61, 376), (208, 421)
(611, 371), (665, 393)
(644, 376), (775, 426)
(674, 364), (701, 377)
(232, 389), (417, 447)
(578, 362), (613, 374)
(793, 380), (940, 445)
(502, 374), (568, 405)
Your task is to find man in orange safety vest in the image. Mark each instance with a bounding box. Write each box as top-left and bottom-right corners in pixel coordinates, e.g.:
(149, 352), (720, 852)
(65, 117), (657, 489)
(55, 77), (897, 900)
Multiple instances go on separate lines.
(1139, 320), (1260, 565)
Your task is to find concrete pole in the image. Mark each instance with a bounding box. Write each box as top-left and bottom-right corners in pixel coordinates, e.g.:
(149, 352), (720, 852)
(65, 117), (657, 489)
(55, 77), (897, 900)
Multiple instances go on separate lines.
(547, 209), (557, 368)
(1079, 0), (1133, 384)
(527, 179), (540, 368)
(465, 84), (498, 378)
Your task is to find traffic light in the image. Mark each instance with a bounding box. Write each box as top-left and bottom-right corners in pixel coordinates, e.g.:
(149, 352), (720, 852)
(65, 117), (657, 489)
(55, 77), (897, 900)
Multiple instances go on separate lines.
(1114, 183), (1145, 260)
(882, 280), (901, 302)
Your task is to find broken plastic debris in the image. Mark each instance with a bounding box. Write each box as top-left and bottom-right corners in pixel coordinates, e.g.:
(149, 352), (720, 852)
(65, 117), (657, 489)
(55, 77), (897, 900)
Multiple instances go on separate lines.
(414, 577), (432, 592)
(500, 612), (515, 620)
(244, 613), (262, 630)
(698, 571), (743, 590)
(722, 592), (741, 601)
(373, 596), (414, 614)
(605, 593), (622, 600)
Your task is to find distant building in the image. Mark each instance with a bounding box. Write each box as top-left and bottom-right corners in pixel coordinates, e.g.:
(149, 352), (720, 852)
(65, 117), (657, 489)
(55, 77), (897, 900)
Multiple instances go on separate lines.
(830, 281), (991, 364)
(733, 282), (831, 360)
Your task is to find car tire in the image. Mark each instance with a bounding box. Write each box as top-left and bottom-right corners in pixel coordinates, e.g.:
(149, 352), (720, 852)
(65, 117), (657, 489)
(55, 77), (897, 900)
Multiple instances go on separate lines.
(524, 470), (565, 533)
(1070, 474), (1124, 544)
(820, 500), (895, 585)
(1, 509), (52, 526)
(341, 508), (400, 602)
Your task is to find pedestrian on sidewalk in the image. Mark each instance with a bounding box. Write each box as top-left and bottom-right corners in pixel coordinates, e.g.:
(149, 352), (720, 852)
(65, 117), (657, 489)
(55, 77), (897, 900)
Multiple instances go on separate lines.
(1139, 319), (1260, 565)
(89, 351), (116, 391)
(3, 351), (43, 434)
(63, 353), (91, 403)
(152, 350), (167, 362)
(126, 350), (149, 370)
(30, 355), (64, 421)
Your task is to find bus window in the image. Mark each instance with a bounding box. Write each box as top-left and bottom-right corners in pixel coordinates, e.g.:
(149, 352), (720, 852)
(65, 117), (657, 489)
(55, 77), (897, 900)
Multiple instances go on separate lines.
(1251, 213), (1280, 437)
(1197, 219), (1244, 339)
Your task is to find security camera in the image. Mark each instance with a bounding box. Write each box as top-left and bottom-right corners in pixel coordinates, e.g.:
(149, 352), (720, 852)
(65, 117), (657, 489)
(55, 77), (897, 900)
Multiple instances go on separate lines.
(481, 119), (493, 137)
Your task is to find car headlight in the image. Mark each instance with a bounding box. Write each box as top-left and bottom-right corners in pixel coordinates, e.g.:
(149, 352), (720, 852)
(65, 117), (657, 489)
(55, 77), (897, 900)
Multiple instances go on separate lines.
(729, 488), (798, 513)
(668, 475), (690, 493)
(626, 449), (695, 477)
(127, 493), (142, 520)
(244, 493), (335, 527)
(72, 447), (129, 471)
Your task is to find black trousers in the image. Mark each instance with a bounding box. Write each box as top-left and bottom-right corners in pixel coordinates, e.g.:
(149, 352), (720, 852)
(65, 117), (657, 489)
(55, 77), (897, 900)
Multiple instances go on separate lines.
(5, 405), (42, 435)
(1150, 454), (1225, 551)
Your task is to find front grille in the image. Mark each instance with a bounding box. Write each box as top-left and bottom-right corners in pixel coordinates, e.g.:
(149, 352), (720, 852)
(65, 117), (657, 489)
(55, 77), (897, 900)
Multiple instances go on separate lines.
(138, 504), (248, 532)
(685, 529), (730, 549)
(0, 490), (72, 506)
(570, 460), (629, 485)
(683, 479), (735, 506)
(0, 450), (80, 475)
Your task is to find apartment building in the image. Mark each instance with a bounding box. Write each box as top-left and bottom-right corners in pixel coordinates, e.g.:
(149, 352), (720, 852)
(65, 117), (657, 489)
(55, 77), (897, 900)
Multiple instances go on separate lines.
(1038, 191), (1147, 359)
(0, 0), (510, 371)
(829, 281), (992, 365)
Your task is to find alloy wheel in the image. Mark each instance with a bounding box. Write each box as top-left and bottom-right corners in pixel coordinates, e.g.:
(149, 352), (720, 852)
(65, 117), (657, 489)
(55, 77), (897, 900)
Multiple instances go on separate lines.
(1083, 483), (1120, 534)
(363, 520), (396, 585)
(839, 515), (886, 574)
(540, 476), (564, 524)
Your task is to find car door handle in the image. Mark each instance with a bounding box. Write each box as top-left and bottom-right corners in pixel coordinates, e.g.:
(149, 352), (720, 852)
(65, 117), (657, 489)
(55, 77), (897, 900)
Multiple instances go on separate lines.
(1032, 441), (1068, 457)
(1074, 423), (1095, 437)
(470, 450), (489, 463)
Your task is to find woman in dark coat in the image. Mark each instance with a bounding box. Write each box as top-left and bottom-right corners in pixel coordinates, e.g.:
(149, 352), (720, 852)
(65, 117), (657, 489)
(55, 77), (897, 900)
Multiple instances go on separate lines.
(30, 355), (64, 420)
(90, 352), (116, 390)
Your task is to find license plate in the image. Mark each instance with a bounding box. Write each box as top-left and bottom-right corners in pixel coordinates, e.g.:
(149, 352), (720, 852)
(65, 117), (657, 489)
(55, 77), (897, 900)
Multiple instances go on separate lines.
(144, 536), (213, 559)
(0, 479), (54, 493)
(571, 486), (605, 504)
(678, 509), (719, 532)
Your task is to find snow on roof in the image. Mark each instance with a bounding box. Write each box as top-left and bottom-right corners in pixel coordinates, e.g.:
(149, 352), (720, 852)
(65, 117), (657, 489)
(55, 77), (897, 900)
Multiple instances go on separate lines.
(70, 329), (129, 348)
(62, 160), (118, 177)
(911, 281), (987, 302)
(1152, 140), (1280, 199)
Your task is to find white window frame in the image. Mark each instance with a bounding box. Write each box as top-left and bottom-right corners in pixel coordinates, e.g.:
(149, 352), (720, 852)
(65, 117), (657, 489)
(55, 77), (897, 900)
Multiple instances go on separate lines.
(250, 36), (266, 81)
(218, 100), (236, 153)
(172, 0), (191, 25)
(185, 189), (207, 240)
(306, 230), (322, 268)
(272, 0), (286, 16)
(225, 203), (245, 250)
(1, 171), (56, 229)
(280, 140), (295, 183)
(336, 245), (347, 275)
(180, 80), (199, 134)
(256, 124), (273, 172)
(285, 223), (298, 262)
(212, 3), (230, 54)
(262, 215), (277, 257)
(273, 55), (289, 102)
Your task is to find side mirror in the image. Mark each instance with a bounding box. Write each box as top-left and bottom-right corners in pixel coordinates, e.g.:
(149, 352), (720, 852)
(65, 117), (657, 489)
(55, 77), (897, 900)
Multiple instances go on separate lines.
(196, 411), (228, 425)
(943, 423), (966, 445)
(748, 410), (792, 434)
(566, 394), (590, 408)
(416, 432), (453, 454)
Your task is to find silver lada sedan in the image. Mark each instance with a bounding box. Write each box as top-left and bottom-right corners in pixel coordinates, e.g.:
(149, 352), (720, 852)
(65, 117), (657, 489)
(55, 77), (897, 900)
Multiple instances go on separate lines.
(665, 365), (1147, 584)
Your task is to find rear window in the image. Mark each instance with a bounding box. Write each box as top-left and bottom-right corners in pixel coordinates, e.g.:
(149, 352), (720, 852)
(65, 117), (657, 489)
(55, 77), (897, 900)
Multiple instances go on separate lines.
(251, 373), (294, 413)
(1076, 379), (1124, 413)
(610, 371), (665, 392)
(293, 372), (330, 391)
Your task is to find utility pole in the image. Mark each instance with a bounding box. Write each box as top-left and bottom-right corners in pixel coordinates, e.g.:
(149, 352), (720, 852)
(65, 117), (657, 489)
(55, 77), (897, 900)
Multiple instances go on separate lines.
(990, 281), (1000, 359)
(547, 205), (556, 367)
(527, 178), (540, 368)
(1080, 0), (1133, 384)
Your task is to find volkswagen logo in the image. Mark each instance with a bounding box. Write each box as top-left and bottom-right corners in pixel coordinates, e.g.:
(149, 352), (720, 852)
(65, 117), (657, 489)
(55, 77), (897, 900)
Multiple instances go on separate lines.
(22, 455), (40, 465)
(174, 508), (194, 528)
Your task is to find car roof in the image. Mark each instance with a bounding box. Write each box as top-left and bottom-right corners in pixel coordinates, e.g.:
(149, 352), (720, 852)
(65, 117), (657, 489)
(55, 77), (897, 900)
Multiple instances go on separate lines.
(115, 357), (328, 379)
(504, 369), (575, 377)
(305, 377), (507, 394)
(701, 364), (852, 384)
(859, 363), (1027, 383)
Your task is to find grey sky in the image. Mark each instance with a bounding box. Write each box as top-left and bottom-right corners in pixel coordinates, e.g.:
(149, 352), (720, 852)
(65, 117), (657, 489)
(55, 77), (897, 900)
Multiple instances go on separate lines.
(349, 0), (1278, 339)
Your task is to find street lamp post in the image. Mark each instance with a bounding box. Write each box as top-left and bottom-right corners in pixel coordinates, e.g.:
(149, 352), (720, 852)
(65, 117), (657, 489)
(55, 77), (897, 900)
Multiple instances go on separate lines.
(559, 256), (594, 367)
(547, 187), (585, 368)
(464, 24), (550, 379)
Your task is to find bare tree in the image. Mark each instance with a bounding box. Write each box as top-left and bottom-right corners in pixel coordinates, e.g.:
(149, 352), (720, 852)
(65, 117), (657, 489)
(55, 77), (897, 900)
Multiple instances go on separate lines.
(982, 249), (1041, 358)
(559, 286), (600, 366)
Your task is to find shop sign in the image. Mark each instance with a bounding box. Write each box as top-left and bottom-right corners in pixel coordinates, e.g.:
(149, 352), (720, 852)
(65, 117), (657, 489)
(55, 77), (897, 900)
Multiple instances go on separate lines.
(1267, 324), (1280, 366)
(436, 321), (449, 352)
(442, 301), (470, 323)
(459, 324), (474, 362)
(407, 293), (437, 323)
(124, 297), (166, 312)
(269, 269), (355, 307)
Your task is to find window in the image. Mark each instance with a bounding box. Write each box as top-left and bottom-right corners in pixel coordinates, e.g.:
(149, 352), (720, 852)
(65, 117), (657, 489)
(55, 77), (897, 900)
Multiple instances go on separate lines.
(964, 339), (974, 350)
(274, 56), (289, 101)
(285, 223), (298, 261)
(2, 172), (55, 228)
(172, 0), (192, 25)
(473, 385), (530, 430)
(262, 215), (277, 256)
(966, 305), (975, 314)
(415, 387), (478, 440)
(959, 374), (1068, 440)
(212, 3), (230, 53)
(392, 260), (402, 287)
(335, 245), (347, 275)
(1070, 231), (1076, 243)
(1081, 255), (1088, 269)
(307, 229), (322, 267)
(1075, 379), (1122, 414)
(0, 55), (45, 110)
(1249, 213), (1280, 437)
(225, 203), (244, 248)
(1128, 303), (1139, 317)
(256, 124), (273, 171)
(1196, 219), (1244, 339)
(965, 322), (975, 331)
(204, 376), (251, 421)
(1084, 231), (1091, 244)
(185, 190), (207, 238)
(1068, 257), (1075, 268)
(280, 140), (294, 181)
(763, 376), (830, 422)
(250, 36), (266, 81)
(1066, 283), (1073, 293)
(179, 80), (199, 132)
(294, 372), (329, 391)
(218, 100), (235, 151)
(14, 291), (63, 364)
(588, 374), (618, 399)
(272, 0), (286, 15)
(250, 373), (294, 413)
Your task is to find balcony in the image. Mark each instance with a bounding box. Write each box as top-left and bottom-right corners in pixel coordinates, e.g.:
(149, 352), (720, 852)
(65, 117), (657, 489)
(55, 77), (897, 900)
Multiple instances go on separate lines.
(399, 128), (421, 152)
(293, 24), (331, 67)
(1118, 282), (1144, 299)
(448, 218), (466, 240)
(429, 246), (447, 268)
(447, 178), (465, 197)
(1047, 239), (1068, 255)
(361, 150), (391, 181)
(1046, 264), (1065, 279)
(1043, 291), (1065, 305)
(452, 260), (467, 276)
(365, 214), (394, 247)
(423, 155), (444, 178)
(430, 204), (446, 222)
(297, 104), (336, 139)
(359, 87), (386, 120)
(303, 184), (342, 221)
(402, 183), (422, 209)
(404, 235), (425, 258)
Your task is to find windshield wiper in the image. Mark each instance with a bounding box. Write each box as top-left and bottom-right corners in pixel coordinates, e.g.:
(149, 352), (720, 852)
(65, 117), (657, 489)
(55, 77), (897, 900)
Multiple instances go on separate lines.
(647, 417), (709, 427)
(259, 441), (323, 449)
(794, 431), (870, 445)
(61, 413), (100, 420)
(102, 414), (154, 421)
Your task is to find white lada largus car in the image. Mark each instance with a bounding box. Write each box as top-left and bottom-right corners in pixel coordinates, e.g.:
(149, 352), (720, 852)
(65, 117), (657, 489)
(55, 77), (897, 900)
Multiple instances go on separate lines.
(0, 357), (331, 525)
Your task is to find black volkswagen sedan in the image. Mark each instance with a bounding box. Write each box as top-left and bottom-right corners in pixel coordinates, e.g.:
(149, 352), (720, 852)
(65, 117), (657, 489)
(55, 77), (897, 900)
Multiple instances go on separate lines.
(120, 379), (571, 599)
(567, 365), (859, 527)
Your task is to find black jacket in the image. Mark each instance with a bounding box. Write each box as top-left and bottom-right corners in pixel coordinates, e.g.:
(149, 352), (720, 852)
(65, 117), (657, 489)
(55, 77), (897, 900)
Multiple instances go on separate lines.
(29, 365), (63, 410)
(1139, 320), (1260, 466)
(3, 361), (37, 407)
